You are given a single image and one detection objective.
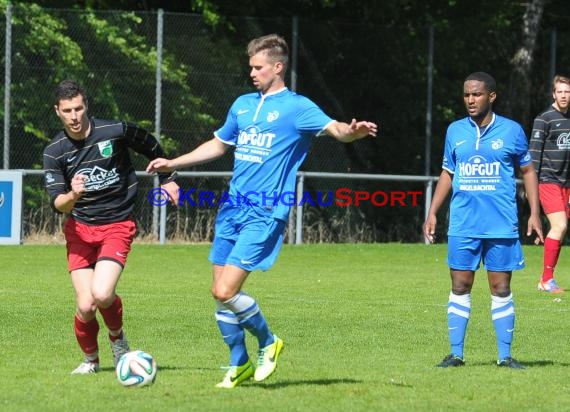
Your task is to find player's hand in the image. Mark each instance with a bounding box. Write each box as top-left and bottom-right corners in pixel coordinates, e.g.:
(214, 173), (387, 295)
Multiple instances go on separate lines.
(161, 181), (180, 206)
(70, 174), (88, 198)
(146, 158), (173, 173)
(349, 118), (378, 139)
(527, 214), (544, 245)
(423, 215), (437, 244)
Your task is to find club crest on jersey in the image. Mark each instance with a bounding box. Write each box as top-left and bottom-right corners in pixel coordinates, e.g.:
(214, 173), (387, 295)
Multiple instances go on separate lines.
(267, 110), (279, 122)
(45, 173), (55, 183)
(97, 140), (113, 158)
(491, 139), (503, 150)
(523, 153), (531, 162)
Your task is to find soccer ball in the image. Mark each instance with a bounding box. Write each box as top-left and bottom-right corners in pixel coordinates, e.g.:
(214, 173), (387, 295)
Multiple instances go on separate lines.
(116, 350), (157, 387)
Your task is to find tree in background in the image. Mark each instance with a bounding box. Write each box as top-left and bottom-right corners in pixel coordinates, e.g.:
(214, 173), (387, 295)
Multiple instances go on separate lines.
(2, 0), (569, 242)
(506, 0), (545, 130)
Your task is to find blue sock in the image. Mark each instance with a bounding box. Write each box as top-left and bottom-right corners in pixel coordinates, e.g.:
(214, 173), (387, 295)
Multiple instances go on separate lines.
(491, 293), (515, 361)
(447, 292), (471, 359)
(215, 303), (248, 366)
(223, 292), (274, 348)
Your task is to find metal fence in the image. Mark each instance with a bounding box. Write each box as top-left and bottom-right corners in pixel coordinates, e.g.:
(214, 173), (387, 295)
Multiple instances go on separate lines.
(2, 5), (568, 243)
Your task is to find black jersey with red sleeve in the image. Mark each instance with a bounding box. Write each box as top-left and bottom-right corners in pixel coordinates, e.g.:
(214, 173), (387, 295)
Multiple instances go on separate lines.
(43, 118), (173, 224)
(529, 106), (570, 186)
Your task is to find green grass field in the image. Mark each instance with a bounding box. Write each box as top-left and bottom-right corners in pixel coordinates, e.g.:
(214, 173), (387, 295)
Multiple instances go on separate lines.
(1, 243), (569, 411)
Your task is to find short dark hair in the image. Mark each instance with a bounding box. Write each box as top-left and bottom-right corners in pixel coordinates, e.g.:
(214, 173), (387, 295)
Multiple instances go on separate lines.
(465, 72), (496, 93)
(55, 79), (87, 106)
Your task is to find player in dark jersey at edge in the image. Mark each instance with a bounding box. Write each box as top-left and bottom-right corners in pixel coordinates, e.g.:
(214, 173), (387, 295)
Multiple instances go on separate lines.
(529, 75), (570, 293)
(43, 80), (179, 374)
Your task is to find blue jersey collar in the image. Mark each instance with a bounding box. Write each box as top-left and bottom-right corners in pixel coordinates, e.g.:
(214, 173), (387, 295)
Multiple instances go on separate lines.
(259, 87), (288, 98)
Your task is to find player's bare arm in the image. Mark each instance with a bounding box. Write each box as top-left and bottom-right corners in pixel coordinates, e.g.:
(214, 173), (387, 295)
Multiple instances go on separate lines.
(423, 170), (453, 243)
(520, 163), (544, 244)
(146, 137), (229, 173)
(325, 119), (378, 142)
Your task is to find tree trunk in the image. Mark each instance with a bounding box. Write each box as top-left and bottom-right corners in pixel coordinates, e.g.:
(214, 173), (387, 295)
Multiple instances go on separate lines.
(505, 0), (545, 130)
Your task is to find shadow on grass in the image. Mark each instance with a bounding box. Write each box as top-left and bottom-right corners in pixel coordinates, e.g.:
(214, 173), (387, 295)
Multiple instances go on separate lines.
(456, 360), (567, 368)
(250, 378), (362, 389)
(100, 365), (195, 373)
(99, 367), (117, 372)
(505, 359), (570, 368)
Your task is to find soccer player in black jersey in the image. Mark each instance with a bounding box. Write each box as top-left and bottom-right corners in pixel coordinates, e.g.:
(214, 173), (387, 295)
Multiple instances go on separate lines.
(43, 80), (179, 374)
(530, 75), (570, 294)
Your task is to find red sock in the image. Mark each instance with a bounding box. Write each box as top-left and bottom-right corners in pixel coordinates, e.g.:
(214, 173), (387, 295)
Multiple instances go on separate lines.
(98, 295), (123, 339)
(74, 315), (99, 361)
(542, 237), (562, 282)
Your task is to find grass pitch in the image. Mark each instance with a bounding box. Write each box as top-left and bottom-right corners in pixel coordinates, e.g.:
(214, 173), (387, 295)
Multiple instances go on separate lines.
(1, 243), (569, 411)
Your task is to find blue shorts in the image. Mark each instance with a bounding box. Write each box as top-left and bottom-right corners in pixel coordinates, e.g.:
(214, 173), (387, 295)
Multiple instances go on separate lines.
(208, 203), (286, 272)
(447, 236), (525, 272)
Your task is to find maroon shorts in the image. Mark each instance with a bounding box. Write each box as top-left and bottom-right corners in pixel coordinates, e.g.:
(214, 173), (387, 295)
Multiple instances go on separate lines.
(64, 217), (136, 272)
(539, 183), (570, 218)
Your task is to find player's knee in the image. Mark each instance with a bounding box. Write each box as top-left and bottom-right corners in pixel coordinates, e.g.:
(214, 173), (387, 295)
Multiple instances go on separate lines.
(451, 280), (472, 295)
(211, 285), (237, 302)
(76, 301), (96, 319)
(491, 287), (511, 298)
(91, 289), (115, 308)
(551, 221), (568, 236)
(211, 288), (229, 302)
(451, 287), (471, 295)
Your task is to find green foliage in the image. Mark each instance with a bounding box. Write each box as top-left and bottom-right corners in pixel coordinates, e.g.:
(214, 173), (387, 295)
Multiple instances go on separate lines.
(1, 243), (569, 411)
(21, 4), (84, 68)
(23, 180), (49, 208)
(0, 3), (219, 200)
(2, 2), (569, 242)
(191, 0), (223, 27)
(1, 3), (213, 148)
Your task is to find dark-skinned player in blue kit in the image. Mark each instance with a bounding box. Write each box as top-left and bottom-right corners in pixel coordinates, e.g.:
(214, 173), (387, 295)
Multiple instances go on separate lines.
(424, 72), (543, 369)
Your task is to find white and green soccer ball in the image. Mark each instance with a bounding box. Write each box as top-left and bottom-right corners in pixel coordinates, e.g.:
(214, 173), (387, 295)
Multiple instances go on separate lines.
(116, 350), (157, 387)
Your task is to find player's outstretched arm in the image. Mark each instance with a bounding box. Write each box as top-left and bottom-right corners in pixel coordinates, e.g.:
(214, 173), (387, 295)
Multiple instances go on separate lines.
(325, 119), (378, 143)
(146, 137), (229, 174)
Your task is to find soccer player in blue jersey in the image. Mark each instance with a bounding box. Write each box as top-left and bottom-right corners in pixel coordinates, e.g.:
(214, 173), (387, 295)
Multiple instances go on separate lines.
(146, 34), (377, 387)
(423, 72), (543, 369)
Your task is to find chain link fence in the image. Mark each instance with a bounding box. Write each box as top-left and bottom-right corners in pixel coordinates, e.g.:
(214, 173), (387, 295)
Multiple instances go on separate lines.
(1, 4), (569, 243)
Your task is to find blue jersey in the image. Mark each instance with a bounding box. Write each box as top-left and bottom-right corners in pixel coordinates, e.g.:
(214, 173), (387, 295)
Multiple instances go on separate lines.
(442, 113), (532, 238)
(215, 87), (334, 221)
